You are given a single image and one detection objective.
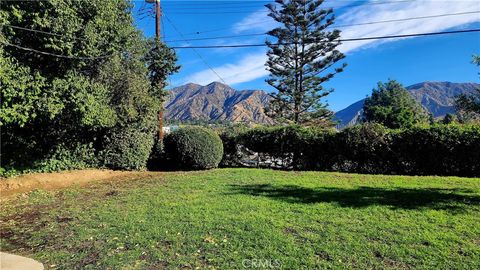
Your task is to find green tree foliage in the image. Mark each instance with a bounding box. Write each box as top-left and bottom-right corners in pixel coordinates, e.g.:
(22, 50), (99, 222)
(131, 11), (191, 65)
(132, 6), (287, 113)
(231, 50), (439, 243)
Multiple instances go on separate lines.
(455, 55), (480, 120)
(101, 127), (155, 170)
(0, 0), (178, 171)
(362, 80), (428, 129)
(442, 113), (457, 125)
(0, 47), (47, 126)
(145, 40), (180, 101)
(265, 0), (346, 125)
(144, 40), (181, 154)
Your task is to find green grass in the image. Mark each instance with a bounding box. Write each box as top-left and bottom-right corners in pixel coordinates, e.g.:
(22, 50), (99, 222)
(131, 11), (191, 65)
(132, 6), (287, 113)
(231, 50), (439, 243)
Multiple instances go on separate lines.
(1, 169), (479, 269)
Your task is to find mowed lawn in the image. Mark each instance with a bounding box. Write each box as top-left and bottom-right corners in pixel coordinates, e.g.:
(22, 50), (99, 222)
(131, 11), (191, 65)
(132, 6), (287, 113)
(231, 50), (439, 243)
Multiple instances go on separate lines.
(1, 169), (479, 269)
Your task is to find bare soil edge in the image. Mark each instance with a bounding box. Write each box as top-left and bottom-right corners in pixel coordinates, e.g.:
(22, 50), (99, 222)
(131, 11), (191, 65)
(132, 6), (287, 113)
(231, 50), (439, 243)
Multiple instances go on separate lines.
(0, 169), (151, 199)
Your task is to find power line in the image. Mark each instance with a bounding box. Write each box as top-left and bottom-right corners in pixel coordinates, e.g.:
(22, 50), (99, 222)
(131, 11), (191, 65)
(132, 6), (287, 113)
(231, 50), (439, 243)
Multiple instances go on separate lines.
(160, 0), (404, 6)
(163, 0), (415, 14)
(1, 23), (138, 52)
(168, 29), (480, 49)
(161, 0), (271, 6)
(163, 12), (227, 84)
(0, 41), (112, 60)
(163, 0), (413, 10)
(162, 1), (272, 9)
(1, 24), (88, 41)
(163, 11), (480, 43)
(336, 11), (480, 28)
(165, 32), (266, 43)
(166, 0), (418, 36)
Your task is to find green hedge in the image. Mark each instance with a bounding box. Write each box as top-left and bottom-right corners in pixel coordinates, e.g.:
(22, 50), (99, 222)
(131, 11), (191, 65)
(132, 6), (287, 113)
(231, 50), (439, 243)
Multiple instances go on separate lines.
(101, 127), (155, 170)
(390, 125), (480, 176)
(221, 124), (480, 177)
(164, 126), (224, 170)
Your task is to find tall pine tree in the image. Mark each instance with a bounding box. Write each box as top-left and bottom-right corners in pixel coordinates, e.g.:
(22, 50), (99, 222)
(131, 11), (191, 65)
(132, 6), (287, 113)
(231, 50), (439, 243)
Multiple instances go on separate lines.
(265, 0), (346, 125)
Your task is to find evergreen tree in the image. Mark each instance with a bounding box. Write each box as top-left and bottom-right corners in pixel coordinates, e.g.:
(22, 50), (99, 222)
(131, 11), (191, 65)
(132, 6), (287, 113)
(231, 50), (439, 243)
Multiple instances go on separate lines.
(455, 55), (480, 119)
(363, 80), (428, 129)
(442, 113), (456, 125)
(145, 40), (180, 103)
(265, 0), (346, 125)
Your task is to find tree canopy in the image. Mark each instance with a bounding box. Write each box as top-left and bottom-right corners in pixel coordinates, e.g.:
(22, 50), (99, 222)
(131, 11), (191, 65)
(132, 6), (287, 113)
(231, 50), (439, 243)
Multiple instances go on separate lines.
(455, 55), (480, 121)
(0, 0), (179, 171)
(362, 80), (428, 129)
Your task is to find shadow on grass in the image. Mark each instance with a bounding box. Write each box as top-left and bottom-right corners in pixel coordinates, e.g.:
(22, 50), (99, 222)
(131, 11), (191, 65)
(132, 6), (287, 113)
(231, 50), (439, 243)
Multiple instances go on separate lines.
(228, 184), (480, 210)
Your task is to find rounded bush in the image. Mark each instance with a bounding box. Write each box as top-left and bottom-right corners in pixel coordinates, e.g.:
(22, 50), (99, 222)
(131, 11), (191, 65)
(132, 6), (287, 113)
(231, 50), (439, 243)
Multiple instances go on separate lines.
(164, 126), (224, 170)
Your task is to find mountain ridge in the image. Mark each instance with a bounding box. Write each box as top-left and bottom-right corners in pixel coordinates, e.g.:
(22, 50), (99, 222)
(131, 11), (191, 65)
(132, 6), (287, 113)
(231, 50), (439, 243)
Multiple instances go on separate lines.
(334, 81), (479, 128)
(165, 82), (273, 124)
(165, 81), (479, 126)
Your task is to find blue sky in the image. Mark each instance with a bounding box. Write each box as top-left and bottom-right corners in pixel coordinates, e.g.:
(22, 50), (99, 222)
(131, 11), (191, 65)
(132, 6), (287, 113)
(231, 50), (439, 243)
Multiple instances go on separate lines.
(133, 0), (480, 111)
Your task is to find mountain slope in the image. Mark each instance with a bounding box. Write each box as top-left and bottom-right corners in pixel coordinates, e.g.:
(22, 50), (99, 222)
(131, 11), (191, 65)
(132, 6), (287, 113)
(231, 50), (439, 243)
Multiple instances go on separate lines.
(334, 81), (479, 128)
(165, 82), (273, 124)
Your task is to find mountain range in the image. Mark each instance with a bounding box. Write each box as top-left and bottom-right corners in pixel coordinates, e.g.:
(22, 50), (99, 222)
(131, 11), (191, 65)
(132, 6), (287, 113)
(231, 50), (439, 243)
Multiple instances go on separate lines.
(165, 81), (479, 126)
(165, 82), (273, 124)
(334, 81), (480, 127)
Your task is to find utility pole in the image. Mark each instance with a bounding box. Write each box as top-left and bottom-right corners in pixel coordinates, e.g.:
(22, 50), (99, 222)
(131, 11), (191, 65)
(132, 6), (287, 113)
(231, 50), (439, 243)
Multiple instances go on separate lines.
(155, 0), (164, 142)
(147, 0), (164, 142)
(155, 0), (161, 40)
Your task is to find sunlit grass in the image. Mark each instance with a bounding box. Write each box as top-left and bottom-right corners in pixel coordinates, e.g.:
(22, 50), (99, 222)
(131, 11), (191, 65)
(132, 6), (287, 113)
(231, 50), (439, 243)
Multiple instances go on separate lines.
(1, 169), (479, 269)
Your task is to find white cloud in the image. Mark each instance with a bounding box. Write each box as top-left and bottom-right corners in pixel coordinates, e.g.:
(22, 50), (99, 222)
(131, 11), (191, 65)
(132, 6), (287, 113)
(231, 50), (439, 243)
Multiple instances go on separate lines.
(176, 0), (480, 86)
(180, 52), (269, 86)
(336, 0), (480, 53)
(233, 8), (278, 33)
(231, 0), (353, 34)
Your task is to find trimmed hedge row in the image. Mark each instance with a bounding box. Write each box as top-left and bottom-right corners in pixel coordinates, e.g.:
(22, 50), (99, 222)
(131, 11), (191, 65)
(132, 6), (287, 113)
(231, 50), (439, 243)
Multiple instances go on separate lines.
(220, 124), (480, 177)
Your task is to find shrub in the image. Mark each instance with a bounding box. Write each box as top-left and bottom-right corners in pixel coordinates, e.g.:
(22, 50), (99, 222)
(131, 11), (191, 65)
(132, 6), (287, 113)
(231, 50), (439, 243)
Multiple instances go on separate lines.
(219, 125), (335, 169)
(238, 126), (316, 169)
(164, 127), (224, 170)
(332, 123), (391, 173)
(0, 167), (22, 178)
(300, 128), (337, 171)
(363, 80), (429, 128)
(391, 124), (480, 176)
(101, 128), (154, 170)
(219, 125), (249, 167)
(221, 124), (480, 177)
(33, 142), (99, 172)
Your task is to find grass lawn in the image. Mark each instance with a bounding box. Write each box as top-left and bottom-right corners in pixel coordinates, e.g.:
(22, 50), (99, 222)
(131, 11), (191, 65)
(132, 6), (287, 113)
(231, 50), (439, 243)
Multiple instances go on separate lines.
(1, 169), (479, 269)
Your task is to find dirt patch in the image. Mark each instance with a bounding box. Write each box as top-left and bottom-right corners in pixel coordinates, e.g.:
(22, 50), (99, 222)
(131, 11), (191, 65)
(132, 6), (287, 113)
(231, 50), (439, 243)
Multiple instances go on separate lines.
(0, 169), (154, 199)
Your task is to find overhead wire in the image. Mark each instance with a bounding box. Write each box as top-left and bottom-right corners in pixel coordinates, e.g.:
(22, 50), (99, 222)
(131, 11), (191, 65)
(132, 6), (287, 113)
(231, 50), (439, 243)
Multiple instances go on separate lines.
(168, 29), (480, 49)
(161, 7), (174, 88)
(164, 0), (418, 36)
(162, 11), (480, 43)
(0, 41), (113, 60)
(161, 0), (272, 7)
(162, 0), (413, 9)
(162, 12), (227, 84)
(1, 24), (89, 41)
(163, 0), (416, 14)
(2, 2), (478, 57)
(3, 27), (478, 55)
